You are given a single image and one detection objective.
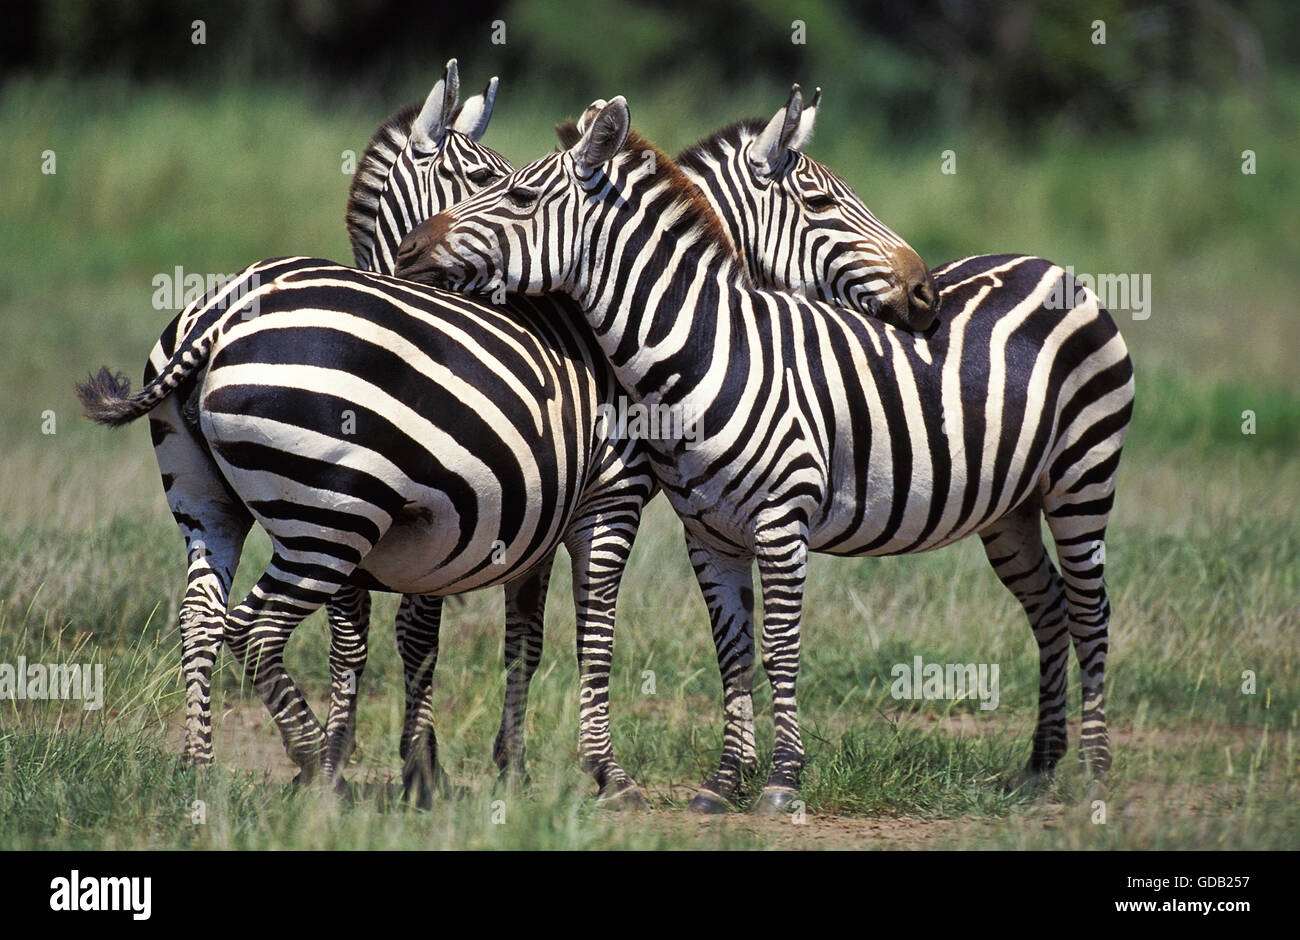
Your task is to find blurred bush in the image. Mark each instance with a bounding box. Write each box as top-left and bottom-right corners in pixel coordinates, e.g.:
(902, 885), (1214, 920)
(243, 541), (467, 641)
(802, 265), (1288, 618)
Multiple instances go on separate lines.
(2, 0), (1289, 138)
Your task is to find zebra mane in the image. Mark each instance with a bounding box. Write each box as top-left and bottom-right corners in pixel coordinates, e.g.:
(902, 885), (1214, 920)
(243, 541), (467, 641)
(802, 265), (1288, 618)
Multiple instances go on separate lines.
(555, 119), (582, 150)
(548, 122), (738, 266)
(556, 119), (733, 262)
(627, 130), (735, 264)
(675, 119), (768, 176)
(346, 101), (422, 268)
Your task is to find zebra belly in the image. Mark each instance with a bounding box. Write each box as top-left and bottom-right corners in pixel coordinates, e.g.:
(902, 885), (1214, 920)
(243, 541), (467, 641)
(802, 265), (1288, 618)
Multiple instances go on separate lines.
(202, 399), (584, 597)
(653, 314), (1061, 558)
(807, 420), (1050, 558)
(801, 268), (1084, 557)
(358, 496), (572, 595)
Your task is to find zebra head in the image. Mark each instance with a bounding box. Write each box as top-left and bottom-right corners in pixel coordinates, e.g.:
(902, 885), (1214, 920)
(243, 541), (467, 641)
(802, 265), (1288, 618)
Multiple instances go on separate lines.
(678, 86), (938, 330)
(395, 96), (729, 300)
(346, 58), (513, 274)
(394, 96), (624, 295)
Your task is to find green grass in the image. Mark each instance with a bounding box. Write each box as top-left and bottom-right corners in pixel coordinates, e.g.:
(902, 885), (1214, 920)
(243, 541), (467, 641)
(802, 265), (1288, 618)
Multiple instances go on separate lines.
(2, 446), (1294, 849)
(0, 75), (1296, 849)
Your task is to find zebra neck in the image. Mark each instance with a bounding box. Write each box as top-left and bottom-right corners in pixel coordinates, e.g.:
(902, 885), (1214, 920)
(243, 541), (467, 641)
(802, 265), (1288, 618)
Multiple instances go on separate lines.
(677, 160), (746, 268)
(574, 216), (742, 418)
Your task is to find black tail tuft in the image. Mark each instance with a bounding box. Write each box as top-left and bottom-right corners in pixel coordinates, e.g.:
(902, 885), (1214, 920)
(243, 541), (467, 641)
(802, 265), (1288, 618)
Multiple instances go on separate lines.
(75, 366), (141, 427)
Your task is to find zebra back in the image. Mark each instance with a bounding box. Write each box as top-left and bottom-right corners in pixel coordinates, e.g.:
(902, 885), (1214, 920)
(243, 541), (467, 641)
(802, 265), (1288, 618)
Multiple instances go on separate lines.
(392, 99), (1135, 562)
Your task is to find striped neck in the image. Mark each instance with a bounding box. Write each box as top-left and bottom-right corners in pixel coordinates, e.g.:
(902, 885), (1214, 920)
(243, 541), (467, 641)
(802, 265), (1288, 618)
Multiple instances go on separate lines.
(677, 158), (746, 275)
(569, 170), (746, 420)
(676, 120), (765, 282)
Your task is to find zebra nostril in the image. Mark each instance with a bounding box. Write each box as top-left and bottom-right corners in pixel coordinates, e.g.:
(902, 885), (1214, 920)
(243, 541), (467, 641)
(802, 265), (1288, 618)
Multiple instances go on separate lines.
(397, 237), (422, 263)
(909, 273), (939, 319)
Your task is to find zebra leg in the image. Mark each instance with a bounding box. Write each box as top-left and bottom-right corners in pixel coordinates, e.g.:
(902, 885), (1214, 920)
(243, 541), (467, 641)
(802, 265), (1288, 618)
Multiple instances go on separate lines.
(321, 584), (371, 783)
(978, 500), (1071, 780)
(492, 552), (555, 783)
(224, 555), (342, 782)
(568, 523), (644, 808)
(752, 532), (809, 814)
(1045, 493), (1116, 778)
(177, 522), (249, 766)
(395, 592), (447, 807)
(685, 536), (758, 814)
(152, 397), (252, 767)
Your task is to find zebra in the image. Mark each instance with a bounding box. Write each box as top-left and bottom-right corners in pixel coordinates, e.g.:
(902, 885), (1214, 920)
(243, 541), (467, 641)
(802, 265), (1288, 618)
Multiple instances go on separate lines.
(335, 80), (937, 795)
(352, 83), (938, 795)
(78, 81), (935, 804)
(393, 95), (1136, 813)
(91, 60), (523, 794)
(79, 255), (653, 805)
(669, 105), (1114, 801)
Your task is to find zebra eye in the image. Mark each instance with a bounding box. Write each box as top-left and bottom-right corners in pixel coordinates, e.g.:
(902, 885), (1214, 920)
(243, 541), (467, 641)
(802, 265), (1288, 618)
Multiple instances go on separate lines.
(506, 186), (539, 207)
(467, 168), (498, 185)
(804, 192), (837, 212)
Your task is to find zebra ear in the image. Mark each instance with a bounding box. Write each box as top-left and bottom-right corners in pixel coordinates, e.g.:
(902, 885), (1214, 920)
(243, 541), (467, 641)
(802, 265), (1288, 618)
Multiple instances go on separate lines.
(571, 96), (630, 170)
(412, 59), (462, 149)
(556, 98), (607, 151)
(452, 76), (498, 141)
(787, 86), (820, 152)
(749, 84), (804, 178)
(576, 99), (608, 135)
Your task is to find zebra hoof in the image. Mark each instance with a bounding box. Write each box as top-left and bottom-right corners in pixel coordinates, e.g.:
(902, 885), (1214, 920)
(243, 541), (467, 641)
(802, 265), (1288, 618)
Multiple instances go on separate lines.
(401, 773), (437, 810)
(329, 777), (358, 806)
(753, 787), (798, 815)
(596, 783), (647, 811)
(687, 790), (732, 814)
(442, 781), (470, 802)
(410, 788), (435, 812)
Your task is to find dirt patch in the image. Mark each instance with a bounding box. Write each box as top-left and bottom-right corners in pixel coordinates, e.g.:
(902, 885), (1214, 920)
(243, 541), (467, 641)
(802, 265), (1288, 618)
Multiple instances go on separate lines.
(164, 699), (302, 784)
(885, 708), (1270, 752)
(1109, 723), (1270, 753)
(643, 807), (1019, 849)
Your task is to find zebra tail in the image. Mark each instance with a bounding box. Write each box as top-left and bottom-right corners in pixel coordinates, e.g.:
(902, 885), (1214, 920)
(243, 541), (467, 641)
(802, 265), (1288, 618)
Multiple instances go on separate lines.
(75, 366), (172, 427)
(76, 325), (215, 427)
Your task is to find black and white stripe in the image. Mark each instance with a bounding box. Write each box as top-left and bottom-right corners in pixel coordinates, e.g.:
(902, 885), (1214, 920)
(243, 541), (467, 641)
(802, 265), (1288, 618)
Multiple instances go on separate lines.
(77, 61), (561, 796)
(79, 256), (655, 804)
(80, 79), (930, 802)
(346, 63), (507, 273)
(396, 96), (1135, 812)
(342, 82), (941, 797)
